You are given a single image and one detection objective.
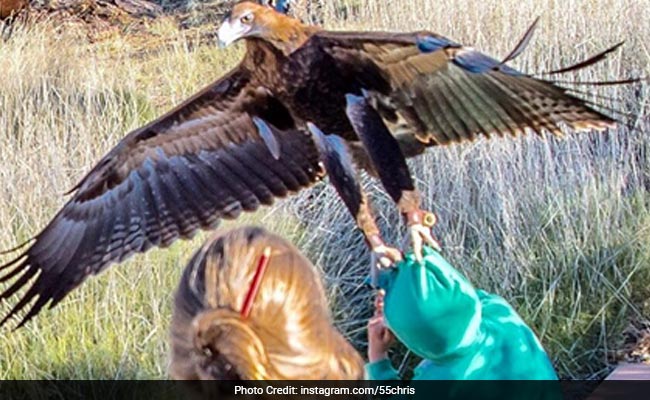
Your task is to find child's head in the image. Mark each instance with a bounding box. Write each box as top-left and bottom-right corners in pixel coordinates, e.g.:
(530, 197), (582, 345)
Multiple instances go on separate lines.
(379, 248), (482, 361)
(169, 226), (364, 380)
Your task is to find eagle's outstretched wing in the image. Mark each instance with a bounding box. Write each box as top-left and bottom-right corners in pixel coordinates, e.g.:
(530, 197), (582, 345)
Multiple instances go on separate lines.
(311, 29), (624, 155)
(0, 68), (323, 328)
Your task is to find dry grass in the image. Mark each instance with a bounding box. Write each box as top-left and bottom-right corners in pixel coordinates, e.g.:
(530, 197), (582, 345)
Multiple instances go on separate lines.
(0, 0), (649, 379)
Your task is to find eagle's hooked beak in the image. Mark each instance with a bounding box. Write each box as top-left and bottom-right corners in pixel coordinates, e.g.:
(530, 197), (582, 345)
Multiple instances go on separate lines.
(218, 19), (251, 48)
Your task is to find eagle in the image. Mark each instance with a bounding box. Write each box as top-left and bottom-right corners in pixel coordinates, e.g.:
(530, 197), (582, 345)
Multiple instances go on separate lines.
(0, 0), (635, 328)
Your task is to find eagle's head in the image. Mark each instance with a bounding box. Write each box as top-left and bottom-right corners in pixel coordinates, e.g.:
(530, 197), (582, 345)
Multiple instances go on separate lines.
(218, 1), (314, 53)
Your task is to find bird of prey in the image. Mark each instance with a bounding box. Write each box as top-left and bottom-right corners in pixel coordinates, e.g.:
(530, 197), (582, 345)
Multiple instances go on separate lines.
(0, 0), (635, 328)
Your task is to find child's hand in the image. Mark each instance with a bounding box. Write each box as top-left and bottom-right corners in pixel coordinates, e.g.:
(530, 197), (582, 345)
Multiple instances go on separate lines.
(367, 290), (395, 362)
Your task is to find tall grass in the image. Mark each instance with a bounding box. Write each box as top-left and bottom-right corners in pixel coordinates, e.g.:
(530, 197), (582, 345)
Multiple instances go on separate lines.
(0, 0), (649, 379)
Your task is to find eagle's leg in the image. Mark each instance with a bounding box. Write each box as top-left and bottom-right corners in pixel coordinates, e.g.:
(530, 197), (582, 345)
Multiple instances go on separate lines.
(344, 93), (440, 262)
(397, 189), (440, 260)
(308, 124), (402, 283)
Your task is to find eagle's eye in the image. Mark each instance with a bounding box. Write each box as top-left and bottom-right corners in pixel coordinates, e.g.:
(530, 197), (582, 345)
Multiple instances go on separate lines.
(240, 13), (254, 24)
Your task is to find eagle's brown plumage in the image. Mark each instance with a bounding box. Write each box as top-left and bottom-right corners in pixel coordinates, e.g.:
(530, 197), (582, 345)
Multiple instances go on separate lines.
(0, 1), (633, 327)
(0, 0), (27, 19)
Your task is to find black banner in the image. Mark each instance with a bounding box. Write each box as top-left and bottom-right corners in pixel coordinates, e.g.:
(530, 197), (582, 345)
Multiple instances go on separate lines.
(0, 380), (647, 400)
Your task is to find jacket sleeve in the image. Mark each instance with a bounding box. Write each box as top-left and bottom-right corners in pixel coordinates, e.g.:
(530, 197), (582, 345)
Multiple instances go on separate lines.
(364, 358), (401, 380)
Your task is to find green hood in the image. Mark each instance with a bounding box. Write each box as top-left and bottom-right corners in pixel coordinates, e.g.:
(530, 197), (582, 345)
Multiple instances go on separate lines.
(378, 247), (483, 362)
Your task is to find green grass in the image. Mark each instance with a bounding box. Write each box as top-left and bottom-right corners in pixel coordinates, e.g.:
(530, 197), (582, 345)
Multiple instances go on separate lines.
(0, 0), (649, 379)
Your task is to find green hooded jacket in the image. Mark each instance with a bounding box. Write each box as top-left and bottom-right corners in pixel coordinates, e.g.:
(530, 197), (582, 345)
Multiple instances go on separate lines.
(365, 247), (558, 381)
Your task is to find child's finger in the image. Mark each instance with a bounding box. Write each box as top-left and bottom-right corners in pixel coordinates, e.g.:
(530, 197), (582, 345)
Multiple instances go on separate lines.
(375, 289), (385, 307)
(372, 290), (386, 318)
(368, 316), (384, 327)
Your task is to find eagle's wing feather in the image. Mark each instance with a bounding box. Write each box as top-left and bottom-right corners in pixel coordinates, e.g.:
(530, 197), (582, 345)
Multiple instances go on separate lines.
(312, 30), (618, 152)
(0, 68), (323, 328)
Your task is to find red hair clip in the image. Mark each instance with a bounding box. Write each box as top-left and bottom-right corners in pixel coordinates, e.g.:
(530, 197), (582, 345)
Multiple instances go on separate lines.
(240, 246), (272, 319)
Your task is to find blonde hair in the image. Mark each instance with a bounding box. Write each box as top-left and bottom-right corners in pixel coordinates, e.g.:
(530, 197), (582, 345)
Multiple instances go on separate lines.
(169, 226), (364, 380)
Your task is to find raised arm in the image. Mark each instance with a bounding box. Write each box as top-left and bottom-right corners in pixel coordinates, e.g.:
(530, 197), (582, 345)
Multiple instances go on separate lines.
(365, 290), (400, 380)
